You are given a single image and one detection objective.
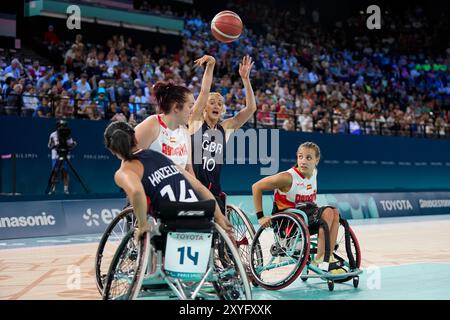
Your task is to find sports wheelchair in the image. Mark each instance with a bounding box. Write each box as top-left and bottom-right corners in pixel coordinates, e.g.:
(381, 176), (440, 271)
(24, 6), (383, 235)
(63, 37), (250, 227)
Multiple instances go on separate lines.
(249, 207), (362, 291)
(95, 194), (257, 294)
(101, 200), (252, 300)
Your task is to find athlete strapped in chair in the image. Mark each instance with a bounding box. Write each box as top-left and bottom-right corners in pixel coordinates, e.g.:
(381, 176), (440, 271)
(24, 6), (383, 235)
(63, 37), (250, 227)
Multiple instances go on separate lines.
(103, 121), (233, 241)
(251, 142), (346, 274)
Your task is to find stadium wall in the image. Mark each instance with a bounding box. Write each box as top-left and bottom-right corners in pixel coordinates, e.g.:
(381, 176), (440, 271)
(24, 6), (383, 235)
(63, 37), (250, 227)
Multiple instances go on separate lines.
(1, 192), (450, 239)
(1, 117), (449, 196)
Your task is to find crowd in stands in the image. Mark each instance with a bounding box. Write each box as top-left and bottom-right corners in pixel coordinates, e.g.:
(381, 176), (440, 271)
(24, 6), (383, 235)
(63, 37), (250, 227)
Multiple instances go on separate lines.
(0, 2), (449, 138)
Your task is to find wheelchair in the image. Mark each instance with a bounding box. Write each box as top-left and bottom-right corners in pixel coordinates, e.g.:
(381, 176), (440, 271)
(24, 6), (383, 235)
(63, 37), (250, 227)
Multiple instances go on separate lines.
(95, 195), (258, 293)
(221, 192), (260, 274)
(249, 207), (362, 291)
(101, 200), (252, 300)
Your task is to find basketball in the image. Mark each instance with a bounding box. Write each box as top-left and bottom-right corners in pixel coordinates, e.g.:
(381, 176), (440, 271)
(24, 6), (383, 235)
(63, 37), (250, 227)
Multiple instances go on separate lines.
(211, 10), (243, 43)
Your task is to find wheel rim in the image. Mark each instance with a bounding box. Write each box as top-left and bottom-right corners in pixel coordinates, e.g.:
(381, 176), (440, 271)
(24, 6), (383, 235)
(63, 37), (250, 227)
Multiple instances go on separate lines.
(103, 232), (139, 300)
(226, 205), (255, 267)
(213, 224), (252, 300)
(250, 213), (310, 289)
(95, 208), (135, 293)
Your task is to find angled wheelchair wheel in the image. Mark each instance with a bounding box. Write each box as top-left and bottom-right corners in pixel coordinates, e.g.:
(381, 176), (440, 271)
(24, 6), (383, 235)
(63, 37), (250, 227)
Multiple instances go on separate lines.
(212, 224), (252, 300)
(250, 212), (310, 290)
(225, 204), (262, 272)
(102, 229), (150, 300)
(333, 222), (361, 284)
(95, 207), (135, 294)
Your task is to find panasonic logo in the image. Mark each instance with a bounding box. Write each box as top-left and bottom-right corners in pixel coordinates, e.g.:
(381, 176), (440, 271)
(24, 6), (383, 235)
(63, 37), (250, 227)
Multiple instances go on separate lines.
(0, 212), (56, 228)
(379, 200), (413, 211)
(177, 210), (205, 217)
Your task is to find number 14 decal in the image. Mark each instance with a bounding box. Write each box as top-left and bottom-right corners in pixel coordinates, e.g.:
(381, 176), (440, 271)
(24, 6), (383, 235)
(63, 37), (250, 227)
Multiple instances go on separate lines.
(177, 246), (199, 265)
(160, 180), (197, 202)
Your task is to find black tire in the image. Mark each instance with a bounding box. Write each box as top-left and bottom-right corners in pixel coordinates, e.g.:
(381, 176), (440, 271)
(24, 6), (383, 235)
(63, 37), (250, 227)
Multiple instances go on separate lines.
(102, 229), (149, 300)
(327, 279), (334, 291)
(333, 225), (361, 283)
(95, 207), (135, 294)
(301, 268), (309, 282)
(250, 212), (310, 290)
(353, 276), (359, 288)
(212, 224), (252, 300)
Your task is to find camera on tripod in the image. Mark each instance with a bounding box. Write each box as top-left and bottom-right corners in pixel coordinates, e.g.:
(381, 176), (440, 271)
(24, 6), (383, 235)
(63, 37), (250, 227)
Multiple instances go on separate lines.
(55, 120), (74, 158)
(45, 119), (88, 194)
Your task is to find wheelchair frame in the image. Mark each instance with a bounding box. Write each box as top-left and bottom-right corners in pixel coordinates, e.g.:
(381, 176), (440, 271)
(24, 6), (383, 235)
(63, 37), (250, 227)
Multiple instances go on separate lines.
(250, 208), (363, 291)
(102, 200), (253, 300)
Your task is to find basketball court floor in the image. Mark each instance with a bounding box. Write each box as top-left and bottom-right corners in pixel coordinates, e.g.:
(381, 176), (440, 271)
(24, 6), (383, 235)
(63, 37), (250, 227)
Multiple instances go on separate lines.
(1, 214), (450, 300)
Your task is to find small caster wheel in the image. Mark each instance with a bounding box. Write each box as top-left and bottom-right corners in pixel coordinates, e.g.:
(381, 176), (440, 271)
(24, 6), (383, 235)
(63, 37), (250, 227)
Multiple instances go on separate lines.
(301, 269), (309, 282)
(353, 276), (359, 288)
(327, 279), (334, 291)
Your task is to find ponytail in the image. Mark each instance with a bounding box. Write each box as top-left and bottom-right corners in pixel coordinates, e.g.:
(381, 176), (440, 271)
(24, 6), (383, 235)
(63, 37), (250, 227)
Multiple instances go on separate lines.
(110, 129), (137, 161)
(104, 121), (138, 161)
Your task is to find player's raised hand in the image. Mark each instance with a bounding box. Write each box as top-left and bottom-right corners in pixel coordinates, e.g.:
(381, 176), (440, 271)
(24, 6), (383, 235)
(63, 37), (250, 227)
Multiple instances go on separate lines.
(194, 55), (216, 68)
(239, 55), (254, 80)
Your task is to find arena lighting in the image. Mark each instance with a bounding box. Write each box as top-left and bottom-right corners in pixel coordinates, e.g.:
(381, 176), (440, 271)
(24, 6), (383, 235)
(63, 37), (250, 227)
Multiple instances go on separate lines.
(40, 10), (66, 19)
(80, 16), (95, 23)
(96, 19), (121, 27)
(121, 23), (157, 32)
(158, 28), (182, 36)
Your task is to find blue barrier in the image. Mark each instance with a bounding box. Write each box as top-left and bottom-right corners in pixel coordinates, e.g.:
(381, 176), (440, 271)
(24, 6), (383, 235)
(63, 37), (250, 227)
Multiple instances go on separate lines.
(63, 199), (127, 235)
(1, 117), (450, 195)
(1, 192), (449, 240)
(0, 200), (67, 239)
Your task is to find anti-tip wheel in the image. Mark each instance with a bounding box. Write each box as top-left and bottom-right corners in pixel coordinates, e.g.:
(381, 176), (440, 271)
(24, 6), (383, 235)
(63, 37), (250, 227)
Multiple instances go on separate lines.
(327, 279), (334, 291)
(353, 276), (359, 288)
(301, 269), (309, 282)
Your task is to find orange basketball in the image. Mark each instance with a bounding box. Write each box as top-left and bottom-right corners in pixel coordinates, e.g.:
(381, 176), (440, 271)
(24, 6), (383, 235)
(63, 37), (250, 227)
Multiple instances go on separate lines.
(211, 11), (243, 43)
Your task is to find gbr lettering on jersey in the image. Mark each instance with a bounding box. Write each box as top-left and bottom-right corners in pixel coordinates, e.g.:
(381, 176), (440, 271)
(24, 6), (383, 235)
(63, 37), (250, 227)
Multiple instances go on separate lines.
(201, 131), (224, 172)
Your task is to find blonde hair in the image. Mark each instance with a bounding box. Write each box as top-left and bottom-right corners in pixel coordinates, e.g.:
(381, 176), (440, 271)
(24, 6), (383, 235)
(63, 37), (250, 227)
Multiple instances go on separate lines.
(207, 92), (225, 115)
(297, 142), (321, 159)
(208, 92), (224, 102)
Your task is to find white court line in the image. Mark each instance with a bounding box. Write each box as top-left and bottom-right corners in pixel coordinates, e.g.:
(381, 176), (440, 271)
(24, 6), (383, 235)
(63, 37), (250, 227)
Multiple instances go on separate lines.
(360, 261), (450, 269)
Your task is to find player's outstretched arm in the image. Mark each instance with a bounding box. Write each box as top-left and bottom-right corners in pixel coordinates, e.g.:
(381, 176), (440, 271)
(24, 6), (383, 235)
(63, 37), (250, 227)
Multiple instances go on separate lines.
(222, 55), (256, 130)
(189, 55), (216, 134)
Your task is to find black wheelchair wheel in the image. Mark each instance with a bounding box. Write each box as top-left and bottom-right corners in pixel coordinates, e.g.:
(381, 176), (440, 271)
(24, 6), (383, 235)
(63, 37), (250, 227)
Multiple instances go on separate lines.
(250, 212), (310, 290)
(333, 224), (361, 284)
(212, 224), (252, 300)
(95, 207), (135, 294)
(102, 229), (149, 300)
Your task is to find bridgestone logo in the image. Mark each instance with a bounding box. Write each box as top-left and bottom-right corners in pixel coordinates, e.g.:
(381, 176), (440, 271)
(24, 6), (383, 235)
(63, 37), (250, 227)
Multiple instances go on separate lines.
(419, 199), (450, 208)
(0, 212), (56, 228)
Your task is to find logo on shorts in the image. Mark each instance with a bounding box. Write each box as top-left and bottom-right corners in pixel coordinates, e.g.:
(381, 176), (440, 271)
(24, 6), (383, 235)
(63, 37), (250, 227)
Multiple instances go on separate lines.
(177, 210), (205, 217)
(83, 208), (100, 227)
